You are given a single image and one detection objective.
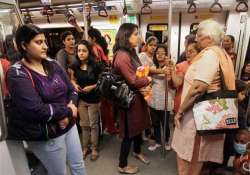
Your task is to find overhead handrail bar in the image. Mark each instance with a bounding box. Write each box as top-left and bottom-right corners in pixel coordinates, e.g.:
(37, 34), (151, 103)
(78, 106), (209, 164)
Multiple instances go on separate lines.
(141, 3), (152, 15)
(209, 0), (223, 13)
(97, 1), (108, 17)
(187, 1), (197, 14)
(236, 0), (248, 12)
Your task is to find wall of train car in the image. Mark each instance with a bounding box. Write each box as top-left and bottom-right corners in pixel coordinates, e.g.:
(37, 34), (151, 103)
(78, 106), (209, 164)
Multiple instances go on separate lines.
(139, 11), (227, 62)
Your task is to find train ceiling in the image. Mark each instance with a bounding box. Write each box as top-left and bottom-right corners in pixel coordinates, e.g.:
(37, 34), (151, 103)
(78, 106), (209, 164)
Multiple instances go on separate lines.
(18, 0), (249, 17)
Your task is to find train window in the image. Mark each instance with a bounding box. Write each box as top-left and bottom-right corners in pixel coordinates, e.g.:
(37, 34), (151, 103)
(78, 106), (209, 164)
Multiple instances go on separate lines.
(147, 23), (168, 43)
(190, 23), (199, 35)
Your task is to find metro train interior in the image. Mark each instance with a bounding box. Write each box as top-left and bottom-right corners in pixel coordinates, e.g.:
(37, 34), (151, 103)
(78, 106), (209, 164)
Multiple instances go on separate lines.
(0, 0), (250, 175)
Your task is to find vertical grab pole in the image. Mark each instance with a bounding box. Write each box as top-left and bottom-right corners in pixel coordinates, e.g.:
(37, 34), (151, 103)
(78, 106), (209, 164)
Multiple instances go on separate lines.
(162, 0), (172, 158)
(168, 0), (172, 58)
(82, 0), (88, 40)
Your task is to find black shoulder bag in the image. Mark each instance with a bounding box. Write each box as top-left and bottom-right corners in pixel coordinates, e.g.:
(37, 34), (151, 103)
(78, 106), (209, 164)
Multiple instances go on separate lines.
(96, 50), (137, 109)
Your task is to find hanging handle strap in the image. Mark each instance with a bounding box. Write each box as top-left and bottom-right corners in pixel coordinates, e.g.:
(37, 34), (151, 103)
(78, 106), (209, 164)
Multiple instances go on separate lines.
(123, 0), (127, 16)
(98, 9), (108, 17)
(236, 1), (249, 12)
(141, 4), (152, 15)
(188, 2), (197, 13)
(209, 0), (223, 13)
(98, 2), (108, 17)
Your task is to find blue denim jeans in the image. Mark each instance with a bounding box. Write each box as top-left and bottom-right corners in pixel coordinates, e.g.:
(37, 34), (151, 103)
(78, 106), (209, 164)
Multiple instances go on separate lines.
(27, 124), (86, 175)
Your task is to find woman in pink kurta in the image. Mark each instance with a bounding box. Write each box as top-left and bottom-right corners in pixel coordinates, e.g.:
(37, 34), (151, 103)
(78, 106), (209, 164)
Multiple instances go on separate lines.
(171, 19), (236, 175)
(172, 42), (200, 113)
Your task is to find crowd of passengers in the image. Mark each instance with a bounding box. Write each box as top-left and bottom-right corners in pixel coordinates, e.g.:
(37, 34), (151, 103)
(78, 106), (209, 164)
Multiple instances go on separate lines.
(1, 18), (250, 175)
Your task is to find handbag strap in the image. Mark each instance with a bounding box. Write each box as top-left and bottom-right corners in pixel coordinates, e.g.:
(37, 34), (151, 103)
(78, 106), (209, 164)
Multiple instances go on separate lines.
(219, 64), (227, 91)
(22, 65), (36, 89)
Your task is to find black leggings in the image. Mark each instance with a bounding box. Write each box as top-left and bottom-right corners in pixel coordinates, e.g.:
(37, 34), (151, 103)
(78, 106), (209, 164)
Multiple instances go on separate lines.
(150, 108), (170, 144)
(119, 114), (142, 168)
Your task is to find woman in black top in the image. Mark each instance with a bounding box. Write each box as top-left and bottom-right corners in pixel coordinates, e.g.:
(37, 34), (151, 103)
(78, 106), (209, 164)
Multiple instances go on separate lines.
(69, 40), (102, 161)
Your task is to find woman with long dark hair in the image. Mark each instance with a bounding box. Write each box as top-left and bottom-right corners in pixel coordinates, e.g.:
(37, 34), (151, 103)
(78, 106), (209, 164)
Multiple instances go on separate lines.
(69, 40), (102, 161)
(113, 23), (152, 174)
(56, 31), (77, 72)
(7, 24), (85, 175)
(147, 44), (174, 151)
(88, 27), (118, 134)
(88, 28), (109, 64)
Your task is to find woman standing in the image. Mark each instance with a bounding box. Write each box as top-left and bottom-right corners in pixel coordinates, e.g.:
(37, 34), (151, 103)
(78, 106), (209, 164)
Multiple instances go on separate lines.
(138, 36), (158, 140)
(88, 27), (118, 134)
(7, 24), (85, 175)
(88, 28), (109, 64)
(69, 40), (102, 161)
(139, 36), (169, 75)
(147, 44), (174, 151)
(171, 42), (200, 113)
(138, 36), (157, 68)
(56, 31), (77, 72)
(171, 19), (235, 175)
(113, 23), (151, 174)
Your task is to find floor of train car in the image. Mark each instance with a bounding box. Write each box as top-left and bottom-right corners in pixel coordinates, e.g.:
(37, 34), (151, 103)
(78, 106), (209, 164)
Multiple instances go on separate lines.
(84, 134), (178, 175)
(28, 118), (235, 175)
